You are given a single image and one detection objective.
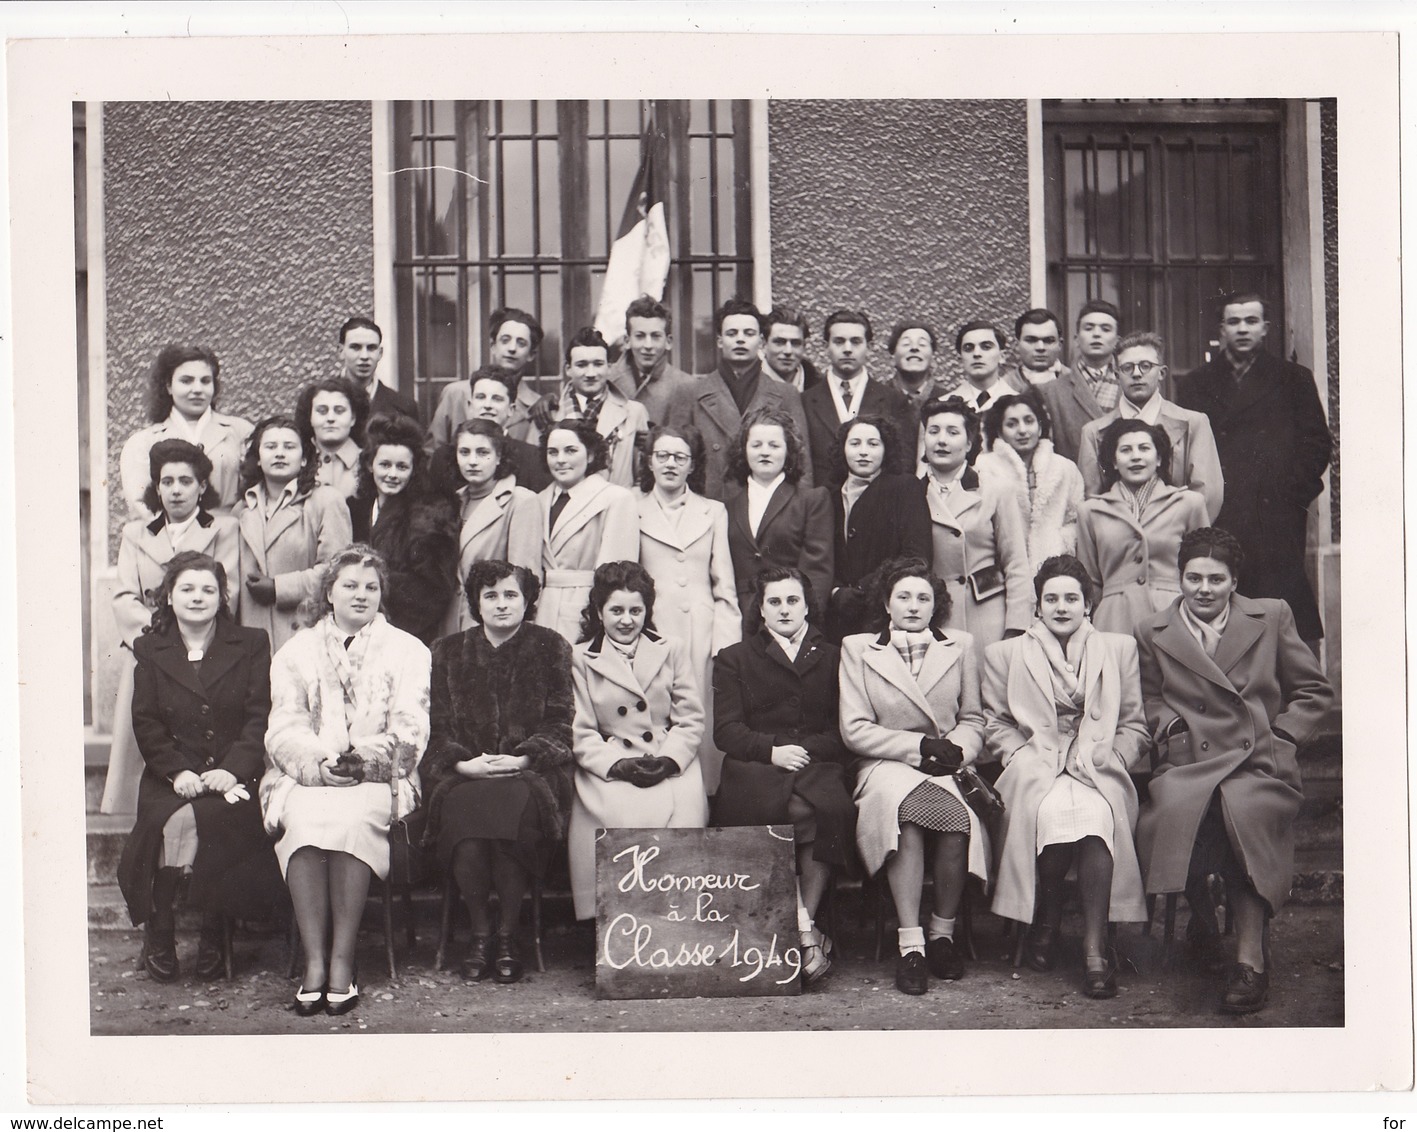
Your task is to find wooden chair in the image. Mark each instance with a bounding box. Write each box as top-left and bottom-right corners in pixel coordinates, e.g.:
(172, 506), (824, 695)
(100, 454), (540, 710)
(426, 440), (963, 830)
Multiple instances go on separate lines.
(434, 873), (546, 974)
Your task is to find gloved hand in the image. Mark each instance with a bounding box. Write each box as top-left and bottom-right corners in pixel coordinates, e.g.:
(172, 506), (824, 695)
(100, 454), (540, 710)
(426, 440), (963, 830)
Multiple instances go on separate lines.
(245, 573), (277, 607)
(918, 737), (964, 776)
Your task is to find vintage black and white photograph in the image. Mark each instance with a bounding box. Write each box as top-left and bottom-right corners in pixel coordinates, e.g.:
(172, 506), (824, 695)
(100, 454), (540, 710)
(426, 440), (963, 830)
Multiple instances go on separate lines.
(9, 20), (1409, 1106)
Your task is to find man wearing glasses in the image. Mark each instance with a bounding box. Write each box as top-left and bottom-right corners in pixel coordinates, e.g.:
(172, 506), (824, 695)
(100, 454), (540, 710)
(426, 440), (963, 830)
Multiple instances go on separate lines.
(1076, 331), (1224, 517)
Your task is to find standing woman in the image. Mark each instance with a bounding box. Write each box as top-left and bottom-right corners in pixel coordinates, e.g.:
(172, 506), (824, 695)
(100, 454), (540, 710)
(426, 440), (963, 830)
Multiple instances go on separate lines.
(975, 390), (1085, 574)
(725, 407), (834, 622)
(101, 439), (241, 815)
(1134, 527), (1332, 1015)
(443, 418), (542, 636)
(712, 567), (856, 986)
(119, 344), (253, 520)
(839, 557), (990, 996)
(982, 555), (1150, 998)
(295, 376), (370, 502)
(263, 545), (431, 1017)
(534, 420), (640, 644)
(116, 551), (280, 982)
(568, 561), (707, 921)
(827, 415), (931, 642)
(232, 415), (353, 653)
(1076, 419), (1209, 635)
(919, 396), (1033, 648)
(423, 561), (575, 983)
(349, 413), (460, 646)
(635, 424), (741, 792)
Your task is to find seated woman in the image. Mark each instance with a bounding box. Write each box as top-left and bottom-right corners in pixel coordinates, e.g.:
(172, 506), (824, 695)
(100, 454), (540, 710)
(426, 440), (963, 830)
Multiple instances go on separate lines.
(1134, 527), (1332, 1015)
(349, 413), (460, 646)
(423, 560), (575, 984)
(568, 561), (707, 922)
(839, 556), (989, 996)
(295, 376), (371, 501)
(262, 545), (432, 1017)
(712, 566), (856, 986)
(1076, 419), (1209, 635)
(116, 551), (280, 982)
(975, 390), (1085, 574)
(982, 555), (1150, 998)
(827, 415), (931, 643)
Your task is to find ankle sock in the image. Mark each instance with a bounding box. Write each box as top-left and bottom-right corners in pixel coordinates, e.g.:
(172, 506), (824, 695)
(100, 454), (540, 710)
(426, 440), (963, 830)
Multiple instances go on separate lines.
(897, 926), (925, 956)
(797, 904), (814, 934)
(928, 914), (955, 942)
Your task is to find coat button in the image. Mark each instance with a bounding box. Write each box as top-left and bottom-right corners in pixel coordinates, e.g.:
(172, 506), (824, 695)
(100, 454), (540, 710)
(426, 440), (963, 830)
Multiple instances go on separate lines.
(643, 731), (653, 742)
(955, 576), (966, 585)
(199, 705), (210, 715)
(1201, 741), (1209, 751)
(623, 738), (634, 748)
(1090, 709), (1101, 720)
(1242, 740), (1251, 749)
(204, 730), (214, 740)
(678, 579), (688, 586)
(677, 553), (687, 563)
(1134, 551), (1143, 563)
(1136, 576), (1146, 585)
(636, 700), (647, 711)
(617, 706), (627, 716)
(1198, 705), (1207, 713)
(205, 756), (215, 766)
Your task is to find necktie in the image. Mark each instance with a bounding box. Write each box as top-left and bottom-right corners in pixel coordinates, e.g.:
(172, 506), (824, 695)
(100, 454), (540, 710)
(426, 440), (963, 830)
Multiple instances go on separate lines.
(548, 491), (570, 532)
(976, 389), (991, 409)
(840, 380), (854, 418)
(344, 636), (356, 651)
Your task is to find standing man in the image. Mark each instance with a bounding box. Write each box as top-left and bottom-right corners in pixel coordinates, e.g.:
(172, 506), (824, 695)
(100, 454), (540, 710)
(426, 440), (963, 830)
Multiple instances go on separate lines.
(606, 295), (697, 429)
(1077, 331), (1225, 517)
(337, 316), (421, 425)
(1173, 293), (1331, 644)
(800, 309), (917, 486)
(887, 319), (949, 412)
(1037, 299), (1123, 461)
(688, 297), (813, 500)
(427, 306), (543, 450)
(1010, 308), (1071, 386)
(760, 305), (821, 392)
(949, 320), (1027, 414)
(440, 365), (551, 492)
(540, 326), (649, 488)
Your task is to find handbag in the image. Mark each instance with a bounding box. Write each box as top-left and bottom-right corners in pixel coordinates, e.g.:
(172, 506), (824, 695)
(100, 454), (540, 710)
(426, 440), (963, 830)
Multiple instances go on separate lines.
(953, 763), (1005, 845)
(387, 754), (429, 889)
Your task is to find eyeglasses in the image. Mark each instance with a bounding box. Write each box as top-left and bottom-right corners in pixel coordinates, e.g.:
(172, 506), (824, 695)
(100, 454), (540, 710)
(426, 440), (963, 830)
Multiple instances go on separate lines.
(1118, 360), (1163, 376)
(651, 451), (692, 465)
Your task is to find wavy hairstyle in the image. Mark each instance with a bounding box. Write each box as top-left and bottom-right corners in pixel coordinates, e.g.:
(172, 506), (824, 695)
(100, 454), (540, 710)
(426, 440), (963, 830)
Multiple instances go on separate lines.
(1177, 526), (1245, 582)
(830, 414), (906, 485)
(868, 555), (952, 633)
(299, 543), (389, 627)
(238, 415), (319, 496)
(578, 559), (657, 643)
(920, 395), (985, 468)
(355, 413), (430, 502)
(1096, 418), (1173, 491)
(954, 319), (1006, 352)
(463, 559), (541, 623)
(636, 423), (707, 495)
(540, 419), (610, 478)
(452, 418), (515, 482)
(145, 344), (222, 423)
(745, 564), (817, 635)
(144, 551), (233, 638)
(142, 438), (219, 515)
(295, 375), (371, 449)
(982, 388), (1053, 447)
(1032, 554), (1094, 609)
(725, 406), (808, 486)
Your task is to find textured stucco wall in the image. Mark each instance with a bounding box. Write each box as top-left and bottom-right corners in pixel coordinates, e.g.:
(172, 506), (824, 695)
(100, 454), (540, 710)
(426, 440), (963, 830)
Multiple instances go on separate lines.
(103, 100), (374, 562)
(767, 99), (1031, 386)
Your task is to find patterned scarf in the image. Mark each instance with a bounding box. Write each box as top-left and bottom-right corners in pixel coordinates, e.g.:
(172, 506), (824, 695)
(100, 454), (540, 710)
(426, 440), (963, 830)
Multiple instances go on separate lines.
(1116, 476), (1159, 521)
(889, 629), (933, 677)
(1078, 361), (1121, 413)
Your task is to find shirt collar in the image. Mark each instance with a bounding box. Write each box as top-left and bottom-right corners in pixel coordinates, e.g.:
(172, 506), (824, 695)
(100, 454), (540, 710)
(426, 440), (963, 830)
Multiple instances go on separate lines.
(166, 407), (213, 440)
(768, 619), (809, 660)
(747, 473), (785, 499)
(1118, 389), (1164, 424)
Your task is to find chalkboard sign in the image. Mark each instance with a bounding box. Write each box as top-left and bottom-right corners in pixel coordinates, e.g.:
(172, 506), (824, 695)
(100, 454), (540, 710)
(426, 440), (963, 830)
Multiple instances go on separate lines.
(594, 826), (801, 1000)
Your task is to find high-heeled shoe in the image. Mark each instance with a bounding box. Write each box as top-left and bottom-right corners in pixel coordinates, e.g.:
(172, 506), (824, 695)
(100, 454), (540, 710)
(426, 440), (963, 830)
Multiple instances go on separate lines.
(325, 979), (360, 1016)
(800, 928), (833, 986)
(293, 984), (327, 1017)
(1082, 954), (1118, 999)
(1023, 924), (1058, 973)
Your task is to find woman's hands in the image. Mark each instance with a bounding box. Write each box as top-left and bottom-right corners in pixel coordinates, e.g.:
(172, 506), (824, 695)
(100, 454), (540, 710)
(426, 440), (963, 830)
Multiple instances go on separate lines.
(171, 770), (204, 799)
(199, 769), (238, 795)
(771, 744), (811, 772)
(455, 753), (529, 779)
(608, 757), (679, 788)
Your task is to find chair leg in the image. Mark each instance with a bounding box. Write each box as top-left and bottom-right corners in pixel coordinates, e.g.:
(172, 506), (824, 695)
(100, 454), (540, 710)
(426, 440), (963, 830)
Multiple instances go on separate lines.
(435, 877), (454, 972)
(222, 916), (235, 981)
(286, 915), (300, 980)
(960, 883), (978, 961)
(383, 882), (397, 980)
(531, 880), (545, 974)
(1143, 893), (1156, 936)
(873, 874), (887, 963)
(403, 887), (417, 950)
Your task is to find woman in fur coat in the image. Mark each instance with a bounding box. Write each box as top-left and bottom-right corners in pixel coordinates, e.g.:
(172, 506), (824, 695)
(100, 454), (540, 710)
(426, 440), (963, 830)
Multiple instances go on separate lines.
(423, 560), (576, 984)
(348, 413), (460, 646)
(975, 390), (1085, 574)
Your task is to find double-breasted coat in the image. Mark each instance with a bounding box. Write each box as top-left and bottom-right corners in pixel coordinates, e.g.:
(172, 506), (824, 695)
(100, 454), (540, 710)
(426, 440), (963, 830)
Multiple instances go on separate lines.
(1076, 481), (1209, 635)
(101, 510), (241, 815)
(838, 629), (991, 880)
(687, 362), (815, 501)
(443, 477), (542, 636)
(974, 438), (1085, 575)
(568, 631), (708, 919)
(726, 480), (835, 621)
(982, 626), (1150, 924)
(1133, 594), (1333, 913)
(922, 470), (1033, 648)
(116, 620), (280, 925)
(534, 477), (641, 644)
(1076, 398), (1226, 518)
(119, 411), (254, 520)
(232, 483), (353, 652)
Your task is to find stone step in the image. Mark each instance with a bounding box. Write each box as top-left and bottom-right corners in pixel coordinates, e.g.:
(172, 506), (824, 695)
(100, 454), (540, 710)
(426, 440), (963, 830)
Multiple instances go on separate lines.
(88, 813), (131, 886)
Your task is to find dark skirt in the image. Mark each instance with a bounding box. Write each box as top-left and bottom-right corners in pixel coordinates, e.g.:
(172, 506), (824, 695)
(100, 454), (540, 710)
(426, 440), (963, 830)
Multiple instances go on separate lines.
(435, 776), (550, 877)
(711, 759), (857, 869)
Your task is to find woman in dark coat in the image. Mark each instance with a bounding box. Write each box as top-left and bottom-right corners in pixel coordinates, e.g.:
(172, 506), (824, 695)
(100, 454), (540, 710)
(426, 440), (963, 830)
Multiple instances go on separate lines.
(1134, 527), (1332, 1015)
(827, 414), (932, 642)
(423, 560), (575, 984)
(348, 413), (460, 646)
(116, 551), (280, 982)
(711, 565), (856, 986)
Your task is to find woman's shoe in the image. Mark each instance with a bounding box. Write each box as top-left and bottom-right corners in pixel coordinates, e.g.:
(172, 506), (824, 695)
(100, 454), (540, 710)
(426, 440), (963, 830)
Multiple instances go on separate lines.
(459, 935), (494, 982)
(293, 984), (327, 1017)
(1023, 924), (1057, 973)
(325, 981), (360, 1016)
(1219, 963), (1269, 1015)
(493, 934), (525, 984)
(142, 926), (179, 983)
(193, 914), (227, 981)
(800, 929), (834, 986)
(1082, 955), (1118, 999)
(926, 935), (964, 981)
(895, 950), (929, 996)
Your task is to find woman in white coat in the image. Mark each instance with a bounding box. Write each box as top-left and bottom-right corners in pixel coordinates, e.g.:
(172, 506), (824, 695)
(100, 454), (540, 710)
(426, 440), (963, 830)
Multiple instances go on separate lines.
(568, 561), (707, 920)
(636, 424), (741, 792)
(839, 556), (988, 996)
(534, 420), (640, 643)
(982, 555), (1149, 998)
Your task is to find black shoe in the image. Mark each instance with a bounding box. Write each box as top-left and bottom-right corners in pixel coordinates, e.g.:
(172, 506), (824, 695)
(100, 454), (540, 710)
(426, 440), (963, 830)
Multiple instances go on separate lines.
(493, 935), (524, 984)
(193, 915), (226, 981)
(895, 950), (929, 995)
(926, 935), (964, 981)
(1023, 924), (1057, 972)
(459, 935), (494, 982)
(1220, 963), (1269, 1015)
(142, 926), (179, 983)
(325, 981), (360, 1016)
(1082, 956), (1118, 999)
(293, 984), (327, 1017)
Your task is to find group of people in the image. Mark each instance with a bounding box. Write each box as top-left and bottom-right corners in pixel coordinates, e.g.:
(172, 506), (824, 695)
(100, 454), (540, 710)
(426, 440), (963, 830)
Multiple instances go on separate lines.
(104, 287), (1333, 1018)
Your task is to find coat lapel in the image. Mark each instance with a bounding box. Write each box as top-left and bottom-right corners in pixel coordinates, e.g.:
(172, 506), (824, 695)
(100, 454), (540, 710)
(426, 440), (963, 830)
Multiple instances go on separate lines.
(1150, 605), (1233, 692)
(632, 633), (671, 692)
(1094, 484), (1147, 541)
(147, 632), (209, 699)
(804, 384), (840, 438)
(695, 375), (745, 441)
(460, 479), (516, 549)
(196, 622), (247, 691)
(236, 503), (269, 573)
(1210, 595), (1267, 676)
(864, 637), (941, 729)
(549, 478), (609, 551)
(1021, 632), (1057, 705)
(263, 491), (309, 550)
(914, 633), (964, 701)
(726, 489), (756, 549)
(583, 639), (646, 698)
(755, 481), (793, 541)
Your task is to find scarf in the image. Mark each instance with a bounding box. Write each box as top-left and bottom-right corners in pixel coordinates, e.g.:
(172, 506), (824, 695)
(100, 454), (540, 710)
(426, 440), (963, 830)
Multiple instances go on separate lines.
(889, 629), (932, 677)
(841, 473), (875, 531)
(1180, 597), (1231, 658)
(1027, 619), (1092, 704)
(1116, 476), (1159, 521)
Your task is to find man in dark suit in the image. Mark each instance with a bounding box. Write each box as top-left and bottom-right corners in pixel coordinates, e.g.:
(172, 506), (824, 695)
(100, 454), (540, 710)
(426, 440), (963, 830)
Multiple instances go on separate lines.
(337, 316), (423, 426)
(1173, 292), (1331, 644)
(426, 366), (551, 494)
(800, 309), (917, 486)
(761, 305), (821, 392)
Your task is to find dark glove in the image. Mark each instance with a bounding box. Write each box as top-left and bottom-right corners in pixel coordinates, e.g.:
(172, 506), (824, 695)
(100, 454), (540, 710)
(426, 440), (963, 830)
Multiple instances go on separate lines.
(329, 752), (366, 782)
(529, 392), (560, 434)
(609, 757), (668, 789)
(245, 573), (277, 607)
(653, 757), (681, 778)
(918, 737), (964, 777)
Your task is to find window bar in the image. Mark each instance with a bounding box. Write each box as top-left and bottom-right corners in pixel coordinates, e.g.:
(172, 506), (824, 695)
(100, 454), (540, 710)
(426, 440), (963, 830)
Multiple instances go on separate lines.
(1223, 135), (1234, 286)
(474, 102), (494, 362)
(1083, 136), (1098, 296)
(706, 101), (722, 260)
(1189, 136), (1200, 282)
(454, 102), (470, 384)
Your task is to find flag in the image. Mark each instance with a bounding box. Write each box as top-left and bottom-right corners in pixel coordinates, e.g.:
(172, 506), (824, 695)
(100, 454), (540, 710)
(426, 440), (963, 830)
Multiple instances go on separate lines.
(593, 138), (671, 346)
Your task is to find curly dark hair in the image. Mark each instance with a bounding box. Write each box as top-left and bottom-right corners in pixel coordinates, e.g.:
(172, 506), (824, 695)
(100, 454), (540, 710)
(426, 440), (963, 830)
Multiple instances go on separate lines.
(982, 389), (1053, 447)
(636, 424), (707, 495)
(1096, 418), (1173, 490)
(1177, 526), (1245, 581)
(146, 344), (221, 423)
(355, 413), (430, 502)
(578, 560), (657, 643)
(954, 319), (1007, 352)
(489, 307), (544, 351)
(141, 439), (219, 515)
(238, 416), (319, 496)
(725, 407), (807, 486)
(624, 295), (672, 334)
(745, 564), (817, 635)
(295, 376), (371, 449)
(920, 396), (984, 468)
(463, 559), (540, 623)
(868, 556), (951, 633)
(830, 414), (905, 484)
(540, 419), (610, 478)
(1032, 554), (1094, 608)
(300, 543), (389, 628)
(144, 551), (233, 638)
(713, 297), (766, 336)
(823, 309), (874, 344)
(452, 418), (514, 483)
